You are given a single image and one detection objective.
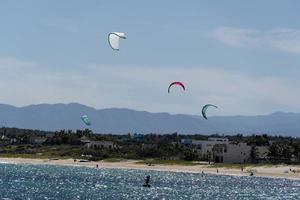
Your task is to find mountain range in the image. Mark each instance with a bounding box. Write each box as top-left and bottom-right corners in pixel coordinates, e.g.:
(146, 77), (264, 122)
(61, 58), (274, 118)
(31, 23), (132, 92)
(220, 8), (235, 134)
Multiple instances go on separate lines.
(0, 103), (299, 136)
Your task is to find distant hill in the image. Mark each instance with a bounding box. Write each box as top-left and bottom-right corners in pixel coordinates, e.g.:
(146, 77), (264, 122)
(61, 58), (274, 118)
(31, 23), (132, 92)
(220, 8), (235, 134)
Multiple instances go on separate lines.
(0, 103), (299, 136)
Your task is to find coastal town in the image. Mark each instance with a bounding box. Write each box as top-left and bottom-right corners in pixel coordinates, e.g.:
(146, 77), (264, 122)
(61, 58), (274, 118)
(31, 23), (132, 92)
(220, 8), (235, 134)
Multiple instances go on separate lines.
(0, 127), (299, 165)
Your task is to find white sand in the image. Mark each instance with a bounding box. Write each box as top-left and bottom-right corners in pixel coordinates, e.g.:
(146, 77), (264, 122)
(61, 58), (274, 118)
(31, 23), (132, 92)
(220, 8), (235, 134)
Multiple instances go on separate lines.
(0, 157), (299, 180)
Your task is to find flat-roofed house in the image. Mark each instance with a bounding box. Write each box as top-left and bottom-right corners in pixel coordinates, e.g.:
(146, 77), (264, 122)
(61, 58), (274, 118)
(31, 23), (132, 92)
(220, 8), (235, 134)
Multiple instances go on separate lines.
(213, 142), (252, 163)
(80, 136), (116, 149)
(85, 141), (115, 149)
(181, 137), (229, 160)
(29, 136), (47, 145)
(0, 135), (10, 146)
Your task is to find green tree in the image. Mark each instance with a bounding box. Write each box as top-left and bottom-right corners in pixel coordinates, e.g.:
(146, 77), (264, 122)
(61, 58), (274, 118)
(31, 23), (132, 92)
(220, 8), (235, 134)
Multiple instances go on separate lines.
(250, 145), (257, 163)
(183, 148), (198, 161)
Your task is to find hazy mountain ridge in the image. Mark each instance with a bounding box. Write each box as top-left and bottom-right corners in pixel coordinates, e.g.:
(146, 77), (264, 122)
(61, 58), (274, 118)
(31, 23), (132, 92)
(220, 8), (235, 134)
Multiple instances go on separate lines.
(0, 103), (299, 136)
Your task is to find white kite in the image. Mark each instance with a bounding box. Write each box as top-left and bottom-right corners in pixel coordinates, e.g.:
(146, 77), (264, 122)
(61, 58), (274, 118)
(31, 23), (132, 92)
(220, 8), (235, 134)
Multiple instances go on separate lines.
(108, 32), (126, 50)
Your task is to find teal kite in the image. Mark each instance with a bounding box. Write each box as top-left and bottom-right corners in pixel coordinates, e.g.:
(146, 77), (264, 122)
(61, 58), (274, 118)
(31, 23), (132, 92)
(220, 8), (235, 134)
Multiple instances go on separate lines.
(81, 115), (91, 126)
(202, 104), (218, 120)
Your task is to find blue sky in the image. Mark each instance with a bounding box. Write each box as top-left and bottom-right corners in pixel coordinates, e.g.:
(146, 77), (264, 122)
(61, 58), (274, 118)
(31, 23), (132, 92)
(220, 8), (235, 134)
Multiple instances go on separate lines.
(0, 0), (300, 115)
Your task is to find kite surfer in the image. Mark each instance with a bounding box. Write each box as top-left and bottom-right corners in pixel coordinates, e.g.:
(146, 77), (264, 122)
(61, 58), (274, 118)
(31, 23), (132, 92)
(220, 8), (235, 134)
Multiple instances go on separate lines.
(143, 175), (151, 187)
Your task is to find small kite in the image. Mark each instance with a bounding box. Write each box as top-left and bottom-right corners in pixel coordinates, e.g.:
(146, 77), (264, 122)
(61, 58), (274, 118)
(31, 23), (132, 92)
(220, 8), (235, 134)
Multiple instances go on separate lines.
(168, 82), (185, 93)
(108, 32), (126, 50)
(202, 104), (218, 120)
(81, 115), (91, 126)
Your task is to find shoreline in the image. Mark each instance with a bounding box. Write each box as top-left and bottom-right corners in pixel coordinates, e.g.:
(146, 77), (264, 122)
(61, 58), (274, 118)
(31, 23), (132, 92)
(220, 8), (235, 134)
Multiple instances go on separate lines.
(0, 157), (299, 180)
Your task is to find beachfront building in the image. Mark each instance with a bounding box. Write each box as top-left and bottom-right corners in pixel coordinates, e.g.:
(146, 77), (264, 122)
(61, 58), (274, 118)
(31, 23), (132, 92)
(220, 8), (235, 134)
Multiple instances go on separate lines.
(80, 136), (116, 149)
(182, 138), (271, 163)
(181, 138), (229, 160)
(85, 141), (115, 149)
(223, 143), (251, 163)
(213, 143), (249, 163)
(29, 136), (48, 145)
(79, 136), (92, 144)
(0, 135), (11, 146)
(212, 144), (227, 163)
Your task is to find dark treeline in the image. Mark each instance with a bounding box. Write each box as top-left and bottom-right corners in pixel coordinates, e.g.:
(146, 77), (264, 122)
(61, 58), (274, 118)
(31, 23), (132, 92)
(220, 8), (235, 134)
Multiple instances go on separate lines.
(0, 127), (299, 163)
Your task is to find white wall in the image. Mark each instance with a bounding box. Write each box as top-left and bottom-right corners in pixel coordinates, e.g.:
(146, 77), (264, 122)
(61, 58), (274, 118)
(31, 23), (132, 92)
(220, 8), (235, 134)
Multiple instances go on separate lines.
(191, 139), (229, 160)
(223, 143), (251, 163)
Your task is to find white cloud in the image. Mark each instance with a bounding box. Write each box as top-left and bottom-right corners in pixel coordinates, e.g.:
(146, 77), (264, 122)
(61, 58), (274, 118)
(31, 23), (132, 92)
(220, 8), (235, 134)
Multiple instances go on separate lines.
(212, 27), (300, 54)
(0, 57), (299, 116)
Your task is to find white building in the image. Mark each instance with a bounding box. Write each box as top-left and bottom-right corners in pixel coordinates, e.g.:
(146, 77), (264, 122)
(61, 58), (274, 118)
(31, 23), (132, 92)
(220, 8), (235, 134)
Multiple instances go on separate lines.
(223, 143), (251, 163)
(80, 136), (116, 149)
(29, 136), (47, 145)
(85, 141), (115, 149)
(181, 138), (229, 160)
(213, 143), (266, 163)
(0, 135), (11, 146)
(182, 138), (269, 163)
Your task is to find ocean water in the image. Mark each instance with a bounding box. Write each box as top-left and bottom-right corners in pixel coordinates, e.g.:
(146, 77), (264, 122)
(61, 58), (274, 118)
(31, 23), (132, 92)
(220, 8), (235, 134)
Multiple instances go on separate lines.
(0, 164), (299, 200)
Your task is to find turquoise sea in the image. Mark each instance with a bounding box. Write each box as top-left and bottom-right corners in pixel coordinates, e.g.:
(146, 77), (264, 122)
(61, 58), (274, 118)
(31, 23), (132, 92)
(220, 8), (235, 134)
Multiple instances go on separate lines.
(0, 163), (299, 200)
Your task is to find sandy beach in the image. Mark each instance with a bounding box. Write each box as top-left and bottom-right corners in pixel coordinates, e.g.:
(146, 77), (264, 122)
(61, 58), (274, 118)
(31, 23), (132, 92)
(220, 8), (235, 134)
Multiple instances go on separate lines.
(0, 157), (299, 180)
